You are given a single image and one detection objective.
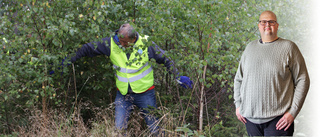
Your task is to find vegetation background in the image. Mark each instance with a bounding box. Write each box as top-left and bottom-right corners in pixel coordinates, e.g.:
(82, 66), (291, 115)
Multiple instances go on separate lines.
(0, 0), (313, 136)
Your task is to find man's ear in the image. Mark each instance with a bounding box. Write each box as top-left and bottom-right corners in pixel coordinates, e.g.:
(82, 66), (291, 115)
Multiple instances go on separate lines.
(130, 36), (137, 42)
(130, 36), (137, 43)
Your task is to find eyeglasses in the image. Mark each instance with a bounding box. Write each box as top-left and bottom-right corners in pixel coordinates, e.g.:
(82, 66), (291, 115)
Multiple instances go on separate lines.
(259, 20), (277, 26)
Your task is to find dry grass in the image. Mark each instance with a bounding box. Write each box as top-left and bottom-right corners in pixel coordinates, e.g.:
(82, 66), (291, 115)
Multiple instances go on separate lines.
(11, 102), (184, 137)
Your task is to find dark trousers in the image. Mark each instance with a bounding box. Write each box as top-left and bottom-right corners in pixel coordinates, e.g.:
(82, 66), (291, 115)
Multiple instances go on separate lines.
(245, 115), (294, 136)
(114, 89), (159, 134)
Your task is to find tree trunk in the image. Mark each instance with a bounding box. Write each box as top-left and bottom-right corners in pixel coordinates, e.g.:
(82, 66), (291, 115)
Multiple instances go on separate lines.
(199, 63), (207, 131)
(42, 81), (47, 119)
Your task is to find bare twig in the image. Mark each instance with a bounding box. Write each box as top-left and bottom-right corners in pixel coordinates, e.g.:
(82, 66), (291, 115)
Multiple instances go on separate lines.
(182, 75), (199, 125)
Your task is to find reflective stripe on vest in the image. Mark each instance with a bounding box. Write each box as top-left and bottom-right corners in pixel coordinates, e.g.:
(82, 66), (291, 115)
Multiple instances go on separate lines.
(116, 66), (153, 82)
(113, 62), (149, 73)
(109, 36), (154, 95)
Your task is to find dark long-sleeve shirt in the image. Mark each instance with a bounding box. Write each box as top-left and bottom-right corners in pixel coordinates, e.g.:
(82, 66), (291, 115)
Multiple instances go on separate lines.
(71, 33), (174, 72)
(71, 32), (176, 92)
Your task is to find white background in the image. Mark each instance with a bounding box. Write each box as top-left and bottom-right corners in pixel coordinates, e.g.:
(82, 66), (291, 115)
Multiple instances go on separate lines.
(294, 0), (320, 136)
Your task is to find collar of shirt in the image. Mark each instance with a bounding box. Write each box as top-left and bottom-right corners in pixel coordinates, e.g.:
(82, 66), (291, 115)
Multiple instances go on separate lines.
(259, 37), (280, 44)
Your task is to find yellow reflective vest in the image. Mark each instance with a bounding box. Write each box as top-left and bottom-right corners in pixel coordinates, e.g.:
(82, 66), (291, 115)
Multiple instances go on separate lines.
(110, 36), (154, 95)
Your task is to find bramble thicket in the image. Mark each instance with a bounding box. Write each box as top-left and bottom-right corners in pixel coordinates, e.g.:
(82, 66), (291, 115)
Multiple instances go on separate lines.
(0, 0), (309, 136)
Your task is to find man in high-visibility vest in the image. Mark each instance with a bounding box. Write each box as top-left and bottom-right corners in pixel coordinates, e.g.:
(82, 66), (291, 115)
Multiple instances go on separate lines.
(71, 23), (193, 134)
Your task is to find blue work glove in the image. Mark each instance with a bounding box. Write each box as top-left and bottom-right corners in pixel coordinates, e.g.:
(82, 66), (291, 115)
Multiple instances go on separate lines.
(49, 70), (55, 75)
(176, 76), (193, 89)
(49, 57), (69, 75)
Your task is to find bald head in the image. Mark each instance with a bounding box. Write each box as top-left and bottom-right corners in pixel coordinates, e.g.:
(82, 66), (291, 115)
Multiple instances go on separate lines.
(258, 11), (279, 42)
(259, 11), (277, 21)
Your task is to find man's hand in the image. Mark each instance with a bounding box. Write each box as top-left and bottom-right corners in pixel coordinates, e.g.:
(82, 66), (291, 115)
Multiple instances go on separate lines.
(176, 76), (193, 89)
(276, 112), (294, 131)
(236, 107), (247, 124)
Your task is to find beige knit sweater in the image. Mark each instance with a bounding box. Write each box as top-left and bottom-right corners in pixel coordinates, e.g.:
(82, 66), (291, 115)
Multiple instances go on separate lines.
(234, 38), (310, 121)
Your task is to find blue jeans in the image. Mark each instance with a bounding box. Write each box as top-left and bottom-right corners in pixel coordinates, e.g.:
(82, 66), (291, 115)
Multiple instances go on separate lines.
(114, 89), (159, 134)
(245, 115), (294, 136)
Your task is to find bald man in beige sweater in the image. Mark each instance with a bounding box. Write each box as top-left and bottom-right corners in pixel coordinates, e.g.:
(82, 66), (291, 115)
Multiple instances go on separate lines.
(233, 11), (310, 136)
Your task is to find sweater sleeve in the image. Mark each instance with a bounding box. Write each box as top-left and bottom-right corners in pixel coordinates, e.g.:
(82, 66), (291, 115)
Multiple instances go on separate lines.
(287, 44), (310, 118)
(148, 42), (178, 75)
(71, 37), (111, 63)
(234, 57), (244, 109)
